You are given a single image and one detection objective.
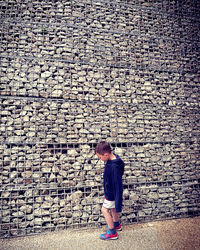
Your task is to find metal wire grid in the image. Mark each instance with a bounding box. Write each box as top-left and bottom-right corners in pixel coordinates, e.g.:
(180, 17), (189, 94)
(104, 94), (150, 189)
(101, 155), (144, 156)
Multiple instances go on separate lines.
(0, 79), (199, 237)
(1, 56), (200, 101)
(0, 16), (199, 70)
(0, 96), (199, 144)
(0, 185), (105, 236)
(0, 0), (200, 238)
(0, 98), (199, 189)
(0, 0), (199, 36)
(0, 0), (200, 22)
(1, 175), (200, 237)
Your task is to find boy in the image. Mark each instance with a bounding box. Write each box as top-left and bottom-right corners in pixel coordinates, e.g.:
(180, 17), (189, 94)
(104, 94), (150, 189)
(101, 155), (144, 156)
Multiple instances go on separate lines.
(95, 141), (125, 240)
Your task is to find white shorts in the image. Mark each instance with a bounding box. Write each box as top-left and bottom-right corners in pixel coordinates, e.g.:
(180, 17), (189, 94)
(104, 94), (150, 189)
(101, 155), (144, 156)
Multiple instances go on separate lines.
(103, 198), (115, 209)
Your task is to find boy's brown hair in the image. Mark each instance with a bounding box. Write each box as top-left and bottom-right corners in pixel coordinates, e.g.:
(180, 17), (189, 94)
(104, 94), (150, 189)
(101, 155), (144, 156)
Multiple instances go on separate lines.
(95, 141), (112, 155)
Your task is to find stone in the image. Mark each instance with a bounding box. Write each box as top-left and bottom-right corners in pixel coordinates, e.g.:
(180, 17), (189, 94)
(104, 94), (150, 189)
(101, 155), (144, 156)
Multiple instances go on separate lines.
(99, 88), (107, 96)
(41, 71), (52, 78)
(34, 218), (43, 225)
(134, 146), (144, 153)
(10, 171), (18, 179)
(52, 89), (62, 97)
(21, 171), (32, 178)
(114, 148), (124, 155)
(151, 156), (161, 162)
(68, 149), (78, 156)
(61, 103), (70, 109)
(123, 189), (129, 199)
(2, 192), (10, 198)
(148, 192), (159, 200)
(158, 193), (169, 199)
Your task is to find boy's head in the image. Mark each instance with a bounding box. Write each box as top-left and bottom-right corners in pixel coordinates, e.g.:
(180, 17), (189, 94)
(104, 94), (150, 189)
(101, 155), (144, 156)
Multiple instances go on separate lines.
(95, 141), (112, 162)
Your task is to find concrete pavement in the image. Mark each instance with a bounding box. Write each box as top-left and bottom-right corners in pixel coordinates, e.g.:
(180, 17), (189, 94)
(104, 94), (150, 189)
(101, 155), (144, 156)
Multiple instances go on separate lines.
(1, 216), (200, 250)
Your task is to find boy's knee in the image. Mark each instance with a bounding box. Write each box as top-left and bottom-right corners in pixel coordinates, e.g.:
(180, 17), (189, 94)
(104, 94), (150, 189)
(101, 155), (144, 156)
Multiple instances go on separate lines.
(110, 208), (116, 213)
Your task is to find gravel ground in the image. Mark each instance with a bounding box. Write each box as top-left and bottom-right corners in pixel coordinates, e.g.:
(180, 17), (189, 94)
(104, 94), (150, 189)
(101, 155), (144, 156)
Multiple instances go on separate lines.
(0, 217), (200, 250)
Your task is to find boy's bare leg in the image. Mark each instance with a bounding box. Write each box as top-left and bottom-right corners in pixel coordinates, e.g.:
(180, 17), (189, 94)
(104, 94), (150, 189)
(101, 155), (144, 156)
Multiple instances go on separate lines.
(101, 206), (114, 229)
(110, 208), (119, 222)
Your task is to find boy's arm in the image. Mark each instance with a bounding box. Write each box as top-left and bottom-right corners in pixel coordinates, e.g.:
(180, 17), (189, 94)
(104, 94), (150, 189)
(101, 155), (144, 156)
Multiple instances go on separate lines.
(112, 165), (123, 213)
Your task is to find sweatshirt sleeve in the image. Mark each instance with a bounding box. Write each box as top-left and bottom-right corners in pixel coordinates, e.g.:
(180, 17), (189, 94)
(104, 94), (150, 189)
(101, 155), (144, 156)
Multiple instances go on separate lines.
(112, 165), (123, 213)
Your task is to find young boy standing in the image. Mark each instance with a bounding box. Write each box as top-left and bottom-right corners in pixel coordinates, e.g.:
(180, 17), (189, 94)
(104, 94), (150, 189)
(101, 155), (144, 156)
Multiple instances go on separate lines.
(95, 141), (125, 240)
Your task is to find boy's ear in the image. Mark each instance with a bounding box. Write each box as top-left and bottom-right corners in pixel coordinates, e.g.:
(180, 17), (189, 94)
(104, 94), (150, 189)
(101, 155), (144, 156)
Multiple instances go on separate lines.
(104, 153), (109, 157)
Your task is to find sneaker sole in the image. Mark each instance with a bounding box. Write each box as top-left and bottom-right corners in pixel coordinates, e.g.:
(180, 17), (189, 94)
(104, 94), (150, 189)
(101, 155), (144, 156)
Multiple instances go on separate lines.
(109, 237), (118, 240)
(100, 236), (118, 240)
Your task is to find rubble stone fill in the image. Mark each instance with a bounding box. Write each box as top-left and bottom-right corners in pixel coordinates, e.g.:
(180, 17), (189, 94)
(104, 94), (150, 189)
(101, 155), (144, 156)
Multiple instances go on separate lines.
(0, 0), (199, 237)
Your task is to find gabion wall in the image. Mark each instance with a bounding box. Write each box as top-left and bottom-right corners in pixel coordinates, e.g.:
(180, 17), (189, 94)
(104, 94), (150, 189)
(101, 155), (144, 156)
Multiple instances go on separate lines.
(0, 0), (200, 238)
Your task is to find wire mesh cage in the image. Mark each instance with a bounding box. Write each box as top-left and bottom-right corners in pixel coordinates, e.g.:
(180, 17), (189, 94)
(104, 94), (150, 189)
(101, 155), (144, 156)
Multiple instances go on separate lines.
(0, 0), (200, 238)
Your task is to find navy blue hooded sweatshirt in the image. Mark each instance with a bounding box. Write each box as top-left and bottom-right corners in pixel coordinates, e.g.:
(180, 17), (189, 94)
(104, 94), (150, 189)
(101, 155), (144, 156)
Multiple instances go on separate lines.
(103, 154), (125, 213)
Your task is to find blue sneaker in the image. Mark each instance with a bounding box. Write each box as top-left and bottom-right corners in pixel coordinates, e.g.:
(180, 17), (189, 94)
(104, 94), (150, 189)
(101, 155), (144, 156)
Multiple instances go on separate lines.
(100, 230), (118, 240)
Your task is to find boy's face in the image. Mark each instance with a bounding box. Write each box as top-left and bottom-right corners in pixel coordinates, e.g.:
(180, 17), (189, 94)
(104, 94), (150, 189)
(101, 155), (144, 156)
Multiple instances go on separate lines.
(96, 153), (110, 162)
